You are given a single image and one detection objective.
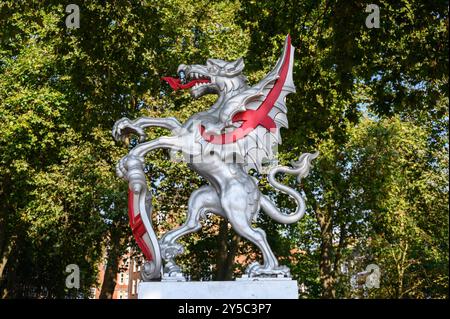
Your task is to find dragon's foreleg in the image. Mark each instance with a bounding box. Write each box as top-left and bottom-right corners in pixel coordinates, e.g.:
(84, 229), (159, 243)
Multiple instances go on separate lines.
(133, 116), (181, 130)
(117, 135), (184, 179)
(112, 116), (182, 142)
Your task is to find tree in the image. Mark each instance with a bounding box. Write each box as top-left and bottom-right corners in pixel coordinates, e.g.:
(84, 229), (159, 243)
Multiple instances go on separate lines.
(237, 0), (448, 298)
(0, 5), (110, 297)
(0, 0), (251, 296)
(0, 0), (447, 299)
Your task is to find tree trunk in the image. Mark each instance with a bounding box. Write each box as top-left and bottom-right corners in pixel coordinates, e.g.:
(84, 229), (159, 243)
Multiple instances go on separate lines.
(2, 246), (18, 299)
(317, 209), (336, 298)
(0, 239), (14, 280)
(0, 187), (9, 280)
(99, 229), (123, 299)
(216, 219), (240, 281)
(99, 254), (120, 299)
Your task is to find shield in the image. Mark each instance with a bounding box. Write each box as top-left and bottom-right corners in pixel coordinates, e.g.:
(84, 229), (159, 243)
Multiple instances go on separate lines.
(128, 183), (161, 279)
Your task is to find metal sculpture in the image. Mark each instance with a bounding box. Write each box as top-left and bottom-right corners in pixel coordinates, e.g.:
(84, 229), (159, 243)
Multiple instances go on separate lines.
(112, 35), (318, 281)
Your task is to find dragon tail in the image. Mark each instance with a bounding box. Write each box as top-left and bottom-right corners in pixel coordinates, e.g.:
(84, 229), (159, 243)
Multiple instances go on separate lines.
(260, 152), (319, 224)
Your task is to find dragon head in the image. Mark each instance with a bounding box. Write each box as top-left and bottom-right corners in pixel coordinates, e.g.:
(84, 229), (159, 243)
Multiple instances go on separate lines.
(162, 58), (247, 99)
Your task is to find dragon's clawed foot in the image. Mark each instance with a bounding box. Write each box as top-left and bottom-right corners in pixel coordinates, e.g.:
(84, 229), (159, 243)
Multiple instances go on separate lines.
(245, 262), (291, 278)
(162, 259), (186, 281)
(160, 242), (184, 260)
(112, 117), (147, 143)
(163, 260), (181, 274)
(160, 243), (186, 280)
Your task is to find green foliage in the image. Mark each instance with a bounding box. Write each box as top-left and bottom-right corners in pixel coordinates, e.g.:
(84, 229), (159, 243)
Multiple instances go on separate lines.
(237, 0), (448, 298)
(0, 0), (447, 298)
(347, 117), (448, 298)
(301, 116), (448, 298)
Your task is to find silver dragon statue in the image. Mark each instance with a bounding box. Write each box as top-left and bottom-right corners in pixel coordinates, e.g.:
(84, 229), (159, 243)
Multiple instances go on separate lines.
(112, 35), (318, 281)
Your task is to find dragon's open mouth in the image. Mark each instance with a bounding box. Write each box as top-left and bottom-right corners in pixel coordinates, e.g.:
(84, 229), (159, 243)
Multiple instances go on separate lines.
(162, 71), (210, 91)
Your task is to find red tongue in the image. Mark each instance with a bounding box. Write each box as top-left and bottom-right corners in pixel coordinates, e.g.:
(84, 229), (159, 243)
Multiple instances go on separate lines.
(162, 77), (209, 91)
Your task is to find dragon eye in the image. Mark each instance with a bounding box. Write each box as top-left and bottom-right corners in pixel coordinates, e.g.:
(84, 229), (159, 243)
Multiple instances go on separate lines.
(208, 65), (218, 73)
(178, 70), (186, 84)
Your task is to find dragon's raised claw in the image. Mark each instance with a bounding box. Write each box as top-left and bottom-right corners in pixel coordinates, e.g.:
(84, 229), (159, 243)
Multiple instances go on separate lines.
(112, 117), (147, 143)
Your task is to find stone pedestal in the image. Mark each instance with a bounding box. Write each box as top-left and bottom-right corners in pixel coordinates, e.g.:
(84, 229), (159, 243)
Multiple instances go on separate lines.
(138, 279), (298, 299)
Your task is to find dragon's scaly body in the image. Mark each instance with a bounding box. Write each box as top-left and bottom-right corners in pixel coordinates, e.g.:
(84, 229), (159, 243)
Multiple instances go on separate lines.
(113, 35), (318, 280)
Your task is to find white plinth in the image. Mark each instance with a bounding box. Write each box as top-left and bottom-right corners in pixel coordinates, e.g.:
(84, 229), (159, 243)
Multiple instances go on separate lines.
(138, 279), (298, 299)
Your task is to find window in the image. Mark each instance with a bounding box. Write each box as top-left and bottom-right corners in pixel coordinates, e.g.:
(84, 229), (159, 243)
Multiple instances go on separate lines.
(118, 290), (128, 299)
(89, 288), (96, 299)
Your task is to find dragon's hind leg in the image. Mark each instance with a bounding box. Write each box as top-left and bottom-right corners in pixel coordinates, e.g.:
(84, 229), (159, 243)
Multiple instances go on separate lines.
(221, 186), (290, 278)
(229, 217), (289, 277)
(159, 185), (222, 278)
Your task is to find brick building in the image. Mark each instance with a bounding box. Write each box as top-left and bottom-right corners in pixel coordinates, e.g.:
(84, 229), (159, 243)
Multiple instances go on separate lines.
(93, 250), (143, 299)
